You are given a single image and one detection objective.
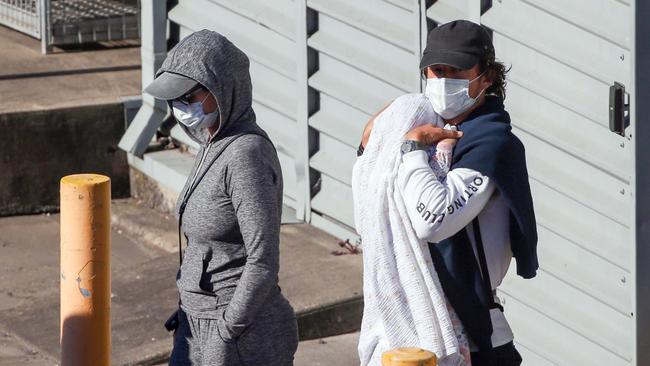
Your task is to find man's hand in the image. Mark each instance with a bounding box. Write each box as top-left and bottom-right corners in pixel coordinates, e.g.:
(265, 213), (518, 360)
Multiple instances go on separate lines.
(405, 125), (463, 145)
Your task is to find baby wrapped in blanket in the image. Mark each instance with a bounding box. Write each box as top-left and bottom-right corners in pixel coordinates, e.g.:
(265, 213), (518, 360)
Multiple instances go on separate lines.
(352, 94), (470, 366)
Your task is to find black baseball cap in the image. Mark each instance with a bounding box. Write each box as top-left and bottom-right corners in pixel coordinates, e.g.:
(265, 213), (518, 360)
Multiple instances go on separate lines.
(419, 20), (495, 71)
(143, 71), (199, 100)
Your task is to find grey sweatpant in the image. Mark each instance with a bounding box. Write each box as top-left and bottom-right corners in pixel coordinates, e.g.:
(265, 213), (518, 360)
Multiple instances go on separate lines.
(169, 299), (298, 366)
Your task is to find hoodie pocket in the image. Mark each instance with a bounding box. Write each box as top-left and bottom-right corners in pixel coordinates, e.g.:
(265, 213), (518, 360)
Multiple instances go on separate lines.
(177, 245), (219, 311)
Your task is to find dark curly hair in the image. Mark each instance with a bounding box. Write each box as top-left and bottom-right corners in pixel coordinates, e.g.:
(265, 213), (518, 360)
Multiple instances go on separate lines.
(479, 55), (511, 100)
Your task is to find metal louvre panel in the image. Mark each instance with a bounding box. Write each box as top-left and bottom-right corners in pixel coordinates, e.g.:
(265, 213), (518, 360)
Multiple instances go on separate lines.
(170, 1), (296, 79)
(308, 13), (416, 91)
(501, 266), (632, 360)
(167, 28), (298, 118)
(311, 175), (355, 228)
(530, 179), (630, 270)
(445, 0), (636, 364)
(306, 48), (405, 227)
(170, 0), (300, 208)
(253, 101), (299, 204)
(253, 102), (297, 152)
(383, 0), (416, 12)
(507, 83), (629, 181)
(309, 53), (404, 115)
(249, 59), (297, 118)
(495, 34), (611, 128)
(482, 1), (630, 86)
(427, 0), (470, 24)
(309, 94), (370, 148)
(515, 126), (629, 226)
(276, 150), (298, 207)
(174, 28), (298, 118)
(523, 0), (630, 49)
(309, 134), (356, 186)
(533, 224), (630, 314)
(306, 0), (420, 235)
(307, 0), (416, 52)
(501, 292), (630, 365)
(207, 0), (296, 41)
(515, 343), (558, 366)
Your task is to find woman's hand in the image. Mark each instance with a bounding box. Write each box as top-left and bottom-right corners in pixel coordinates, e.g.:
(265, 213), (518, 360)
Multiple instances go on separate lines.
(404, 124), (463, 145)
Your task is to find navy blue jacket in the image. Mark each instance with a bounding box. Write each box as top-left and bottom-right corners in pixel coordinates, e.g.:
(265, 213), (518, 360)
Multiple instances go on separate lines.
(428, 96), (538, 358)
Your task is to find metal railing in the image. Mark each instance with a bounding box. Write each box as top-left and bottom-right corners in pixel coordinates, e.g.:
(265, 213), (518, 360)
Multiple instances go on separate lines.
(0, 0), (140, 53)
(0, 1), (41, 38)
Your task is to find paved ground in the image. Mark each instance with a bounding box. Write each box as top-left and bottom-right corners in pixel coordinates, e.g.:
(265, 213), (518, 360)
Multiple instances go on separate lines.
(149, 332), (361, 366)
(0, 25), (141, 114)
(0, 212), (163, 365)
(294, 332), (360, 366)
(0, 200), (363, 365)
(149, 332), (360, 366)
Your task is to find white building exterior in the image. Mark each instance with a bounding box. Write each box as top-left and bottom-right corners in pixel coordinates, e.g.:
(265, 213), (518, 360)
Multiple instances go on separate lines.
(120, 1), (650, 364)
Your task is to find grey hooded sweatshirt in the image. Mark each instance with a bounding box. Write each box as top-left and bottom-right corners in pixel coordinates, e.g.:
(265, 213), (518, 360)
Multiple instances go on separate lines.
(156, 30), (293, 342)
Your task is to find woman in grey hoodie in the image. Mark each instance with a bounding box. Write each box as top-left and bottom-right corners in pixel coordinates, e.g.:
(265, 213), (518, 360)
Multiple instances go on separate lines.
(143, 30), (298, 365)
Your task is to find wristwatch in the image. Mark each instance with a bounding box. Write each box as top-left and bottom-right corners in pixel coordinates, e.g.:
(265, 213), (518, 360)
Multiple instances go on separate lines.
(400, 140), (429, 154)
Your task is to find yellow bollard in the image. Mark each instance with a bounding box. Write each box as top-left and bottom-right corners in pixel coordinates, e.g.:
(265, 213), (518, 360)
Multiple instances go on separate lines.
(60, 174), (111, 366)
(382, 347), (437, 366)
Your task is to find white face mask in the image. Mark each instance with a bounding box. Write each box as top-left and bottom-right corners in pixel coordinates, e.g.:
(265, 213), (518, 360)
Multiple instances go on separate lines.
(425, 71), (486, 120)
(172, 93), (220, 130)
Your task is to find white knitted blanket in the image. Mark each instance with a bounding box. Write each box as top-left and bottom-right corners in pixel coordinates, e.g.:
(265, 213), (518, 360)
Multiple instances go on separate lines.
(352, 94), (467, 366)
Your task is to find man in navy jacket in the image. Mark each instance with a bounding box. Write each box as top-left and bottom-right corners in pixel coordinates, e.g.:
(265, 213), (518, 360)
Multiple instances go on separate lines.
(361, 20), (538, 366)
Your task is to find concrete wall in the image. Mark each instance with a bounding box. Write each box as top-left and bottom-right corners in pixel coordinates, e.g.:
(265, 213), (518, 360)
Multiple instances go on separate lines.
(128, 167), (179, 215)
(0, 103), (130, 215)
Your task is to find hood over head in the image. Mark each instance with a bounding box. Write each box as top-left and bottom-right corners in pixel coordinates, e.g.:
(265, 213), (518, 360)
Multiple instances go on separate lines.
(156, 30), (256, 145)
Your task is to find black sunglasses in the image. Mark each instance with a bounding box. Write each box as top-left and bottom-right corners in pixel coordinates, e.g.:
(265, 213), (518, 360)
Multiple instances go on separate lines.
(176, 86), (206, 106)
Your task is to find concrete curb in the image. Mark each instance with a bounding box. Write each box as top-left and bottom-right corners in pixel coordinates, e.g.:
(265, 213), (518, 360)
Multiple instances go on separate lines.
(111, 199), (180, 253)
(116, 338), (172, 366)
(297, 296), (364, 341)
(0, 103), (131, 216)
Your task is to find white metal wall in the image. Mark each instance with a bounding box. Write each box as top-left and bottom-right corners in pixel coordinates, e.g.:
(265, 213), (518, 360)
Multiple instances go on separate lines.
(128, 1), (643, 364)
(167, 0), (302, 212)
(163, 0), (426, 238)
(427, 1), (635, 365)
(304, 0), (423, 240)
